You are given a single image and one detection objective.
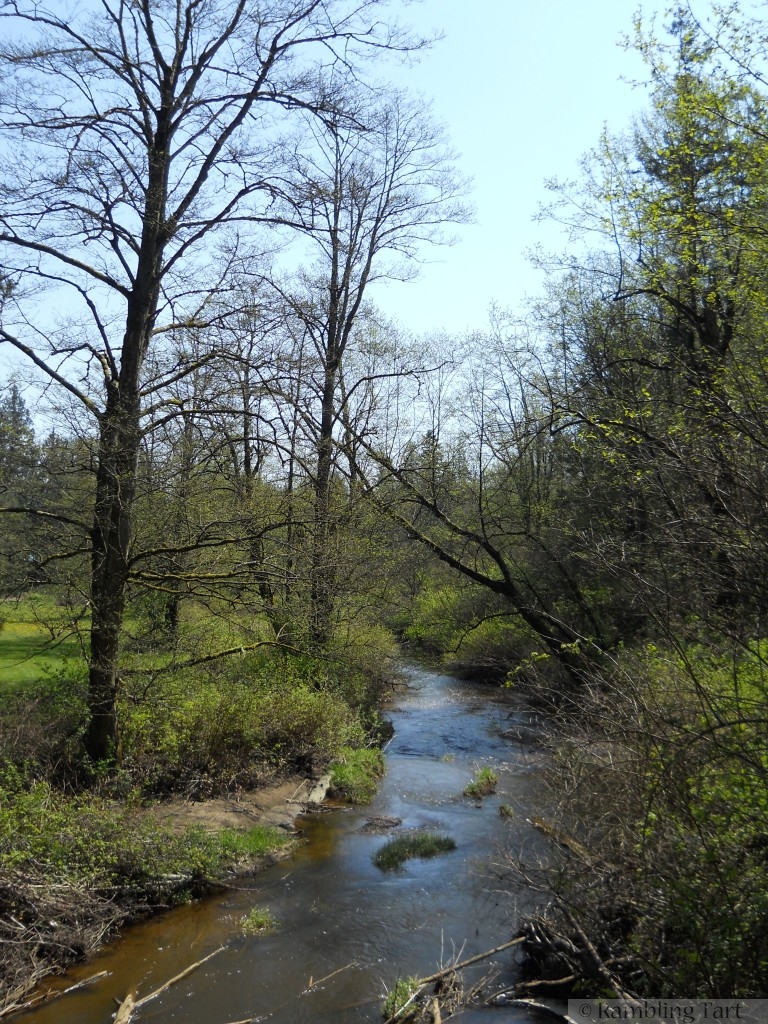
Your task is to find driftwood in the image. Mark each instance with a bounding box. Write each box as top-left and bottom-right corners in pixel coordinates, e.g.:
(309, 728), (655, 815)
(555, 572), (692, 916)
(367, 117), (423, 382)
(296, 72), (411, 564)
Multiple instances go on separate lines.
(113, 945), (226, 1023)
(529, 816), (599, 866)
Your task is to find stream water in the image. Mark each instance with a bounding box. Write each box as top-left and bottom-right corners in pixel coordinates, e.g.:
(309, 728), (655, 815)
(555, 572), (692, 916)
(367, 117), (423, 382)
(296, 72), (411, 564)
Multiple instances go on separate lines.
(17, 663), (547, 1024)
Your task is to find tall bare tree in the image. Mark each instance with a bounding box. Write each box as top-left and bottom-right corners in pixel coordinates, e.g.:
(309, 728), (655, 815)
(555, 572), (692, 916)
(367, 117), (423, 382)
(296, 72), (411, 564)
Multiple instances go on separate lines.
(0, 0), (421, 763)
(272, 89), (471, 647)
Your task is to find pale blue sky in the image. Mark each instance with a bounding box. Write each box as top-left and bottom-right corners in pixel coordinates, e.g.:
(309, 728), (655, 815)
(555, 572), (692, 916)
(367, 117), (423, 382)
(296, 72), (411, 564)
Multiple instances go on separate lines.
(370, 0), (675, 334)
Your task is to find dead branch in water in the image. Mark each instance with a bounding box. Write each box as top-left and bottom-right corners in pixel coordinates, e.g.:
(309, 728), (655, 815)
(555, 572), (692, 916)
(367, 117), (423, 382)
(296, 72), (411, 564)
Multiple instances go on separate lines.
(113, 946), (226, 1023)
(381, 936), (525, 1024)
(417, 935), (524, 984)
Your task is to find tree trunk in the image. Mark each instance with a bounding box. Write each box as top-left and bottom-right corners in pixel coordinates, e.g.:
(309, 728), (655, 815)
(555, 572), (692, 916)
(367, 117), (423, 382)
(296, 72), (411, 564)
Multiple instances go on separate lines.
(85, 387), (141, 763)
(310, 358), (338, 649)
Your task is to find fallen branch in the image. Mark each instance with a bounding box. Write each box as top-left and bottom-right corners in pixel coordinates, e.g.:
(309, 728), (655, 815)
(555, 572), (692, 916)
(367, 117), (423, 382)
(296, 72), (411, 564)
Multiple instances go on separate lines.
(303, 961), (356, 993)
(382, 937), (525, 1024)
(113, 946), (226, 1023)
(417, 936), (524, 985)
(562, 910), (639, 1005)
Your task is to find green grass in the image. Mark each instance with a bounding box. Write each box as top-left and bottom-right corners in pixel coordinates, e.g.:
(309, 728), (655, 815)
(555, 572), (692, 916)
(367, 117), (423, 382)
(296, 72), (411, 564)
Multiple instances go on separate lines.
(0, 594), (86, 689)
(0, 764), (292, 886)
(463, 766), (498, 799)
(329, 746), (386, 803)
(216, 826), (291, 861)
(240, 905), (275, 935)
(373, 832), (456, 871)
(0, 617), (84, 690)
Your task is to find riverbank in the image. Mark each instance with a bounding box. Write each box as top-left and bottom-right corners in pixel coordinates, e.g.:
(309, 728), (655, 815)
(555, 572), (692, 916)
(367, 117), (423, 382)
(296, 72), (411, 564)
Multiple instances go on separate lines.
(0, 771), (335, 1019)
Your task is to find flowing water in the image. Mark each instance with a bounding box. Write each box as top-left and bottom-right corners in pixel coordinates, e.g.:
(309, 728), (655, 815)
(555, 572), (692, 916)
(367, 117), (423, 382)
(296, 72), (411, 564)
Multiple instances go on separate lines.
(17, 664), (547, 1024)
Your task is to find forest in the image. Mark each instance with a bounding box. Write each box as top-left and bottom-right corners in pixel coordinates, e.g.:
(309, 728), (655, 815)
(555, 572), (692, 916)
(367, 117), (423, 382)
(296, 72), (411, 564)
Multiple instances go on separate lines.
(1, 0), (767, 1010)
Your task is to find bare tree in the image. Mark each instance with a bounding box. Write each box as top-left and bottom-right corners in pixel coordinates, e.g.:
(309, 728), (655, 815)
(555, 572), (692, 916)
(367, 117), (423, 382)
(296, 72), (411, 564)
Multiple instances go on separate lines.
(271, 88), (471, 647)
(0, 0), (422, 763)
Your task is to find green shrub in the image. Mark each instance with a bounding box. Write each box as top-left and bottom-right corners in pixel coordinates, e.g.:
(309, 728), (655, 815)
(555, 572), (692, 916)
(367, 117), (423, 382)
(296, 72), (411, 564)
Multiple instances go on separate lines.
(329, 746), (385, 803)
(0, 763), (288, 887)
(373, 832), (456, 871)
(120, 671), (366, 794)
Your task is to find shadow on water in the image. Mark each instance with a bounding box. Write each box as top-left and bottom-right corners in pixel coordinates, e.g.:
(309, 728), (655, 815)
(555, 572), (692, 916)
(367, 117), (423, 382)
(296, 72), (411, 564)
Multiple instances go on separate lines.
(15, 664), (547, 1024)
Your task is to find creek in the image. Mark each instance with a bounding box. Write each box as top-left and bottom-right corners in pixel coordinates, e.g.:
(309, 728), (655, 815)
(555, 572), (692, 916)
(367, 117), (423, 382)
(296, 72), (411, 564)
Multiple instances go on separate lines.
(16, 663), (547, 1024)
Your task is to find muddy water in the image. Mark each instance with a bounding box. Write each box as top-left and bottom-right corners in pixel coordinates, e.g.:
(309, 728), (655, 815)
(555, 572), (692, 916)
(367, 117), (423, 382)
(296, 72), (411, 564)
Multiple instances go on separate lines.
(18, 664), (546, 1024)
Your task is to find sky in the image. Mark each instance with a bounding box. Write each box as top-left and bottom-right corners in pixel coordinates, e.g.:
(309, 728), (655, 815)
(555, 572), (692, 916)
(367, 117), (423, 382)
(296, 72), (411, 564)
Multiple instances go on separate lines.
(0, 0), (737, 382)
(368, 0), (675, 335)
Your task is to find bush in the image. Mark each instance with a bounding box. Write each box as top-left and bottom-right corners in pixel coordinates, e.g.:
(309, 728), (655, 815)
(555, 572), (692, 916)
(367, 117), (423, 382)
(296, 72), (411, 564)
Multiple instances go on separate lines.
(120, 669), (366, 794)
(508, 641), (768, 997)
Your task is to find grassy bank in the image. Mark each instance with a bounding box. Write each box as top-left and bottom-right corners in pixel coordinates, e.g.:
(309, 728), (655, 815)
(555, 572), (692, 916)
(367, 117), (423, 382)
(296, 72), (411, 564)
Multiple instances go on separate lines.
(0, 763), (293, 1010)
(0, 594), (396, 1010)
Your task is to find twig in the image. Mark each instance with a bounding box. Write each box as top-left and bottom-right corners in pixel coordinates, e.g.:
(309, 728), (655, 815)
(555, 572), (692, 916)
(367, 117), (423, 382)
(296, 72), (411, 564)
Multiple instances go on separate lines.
(302, 961), (356, 993)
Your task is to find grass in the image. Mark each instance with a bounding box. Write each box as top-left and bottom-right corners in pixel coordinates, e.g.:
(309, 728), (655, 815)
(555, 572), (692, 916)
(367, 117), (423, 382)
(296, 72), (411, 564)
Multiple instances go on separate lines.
(463, 766), (498, 799)
(373, 832), (456, 871)
(0, 615), (84, 690)
(498, 803), (514, 818)
(240, 905), (275, 935)
(329, 746), (385, 803)
(382, 976), (422, 1021)
(216, 826), (291, 862)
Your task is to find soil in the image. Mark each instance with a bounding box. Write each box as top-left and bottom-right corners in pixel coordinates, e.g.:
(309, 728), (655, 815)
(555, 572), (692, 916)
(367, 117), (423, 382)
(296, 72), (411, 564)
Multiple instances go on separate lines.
(150, 773), (328, 834)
